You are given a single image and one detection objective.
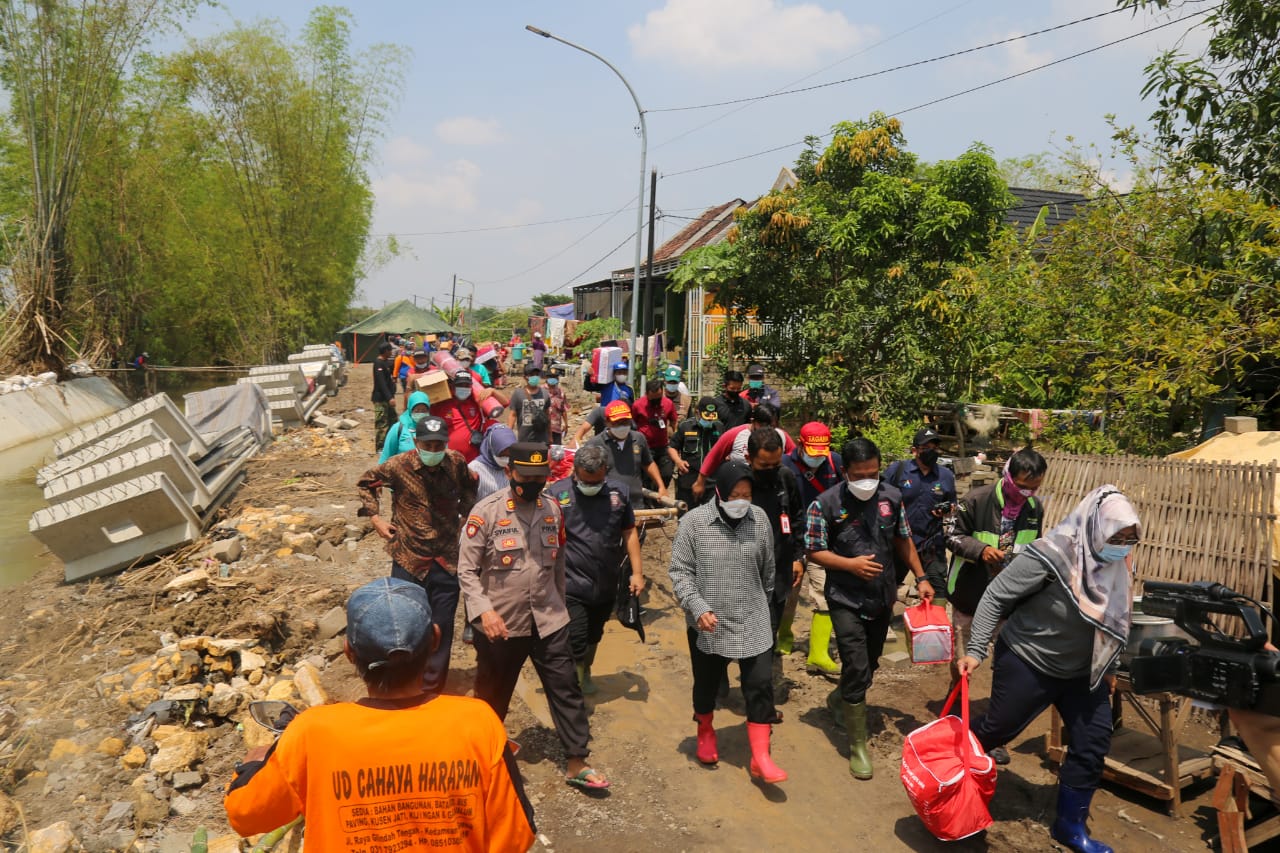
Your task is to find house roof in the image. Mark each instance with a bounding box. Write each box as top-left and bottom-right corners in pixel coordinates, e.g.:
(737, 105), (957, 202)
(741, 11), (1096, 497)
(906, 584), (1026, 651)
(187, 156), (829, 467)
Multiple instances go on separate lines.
(1004, 187), (1087, 232)
(339, 299), (457, 335)
(611, 198), (745, 282)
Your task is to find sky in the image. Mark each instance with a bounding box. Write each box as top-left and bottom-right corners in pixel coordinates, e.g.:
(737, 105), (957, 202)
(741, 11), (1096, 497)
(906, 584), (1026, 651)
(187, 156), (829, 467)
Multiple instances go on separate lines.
(185, 0), (1213, 314)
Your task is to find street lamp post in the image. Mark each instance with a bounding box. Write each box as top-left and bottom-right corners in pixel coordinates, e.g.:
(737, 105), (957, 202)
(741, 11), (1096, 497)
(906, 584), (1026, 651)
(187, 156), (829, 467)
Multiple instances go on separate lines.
(526, 24), (647, 385)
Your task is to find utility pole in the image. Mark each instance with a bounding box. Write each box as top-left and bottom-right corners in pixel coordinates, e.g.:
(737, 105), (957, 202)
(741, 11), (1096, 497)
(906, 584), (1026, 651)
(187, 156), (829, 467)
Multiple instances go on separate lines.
(639, 167), (658, 386)
(450, 273), (457, 316)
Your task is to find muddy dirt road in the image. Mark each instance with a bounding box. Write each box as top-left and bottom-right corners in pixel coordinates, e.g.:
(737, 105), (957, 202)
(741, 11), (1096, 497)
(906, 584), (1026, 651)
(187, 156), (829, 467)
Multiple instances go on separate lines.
(0, 367), (1237, 851)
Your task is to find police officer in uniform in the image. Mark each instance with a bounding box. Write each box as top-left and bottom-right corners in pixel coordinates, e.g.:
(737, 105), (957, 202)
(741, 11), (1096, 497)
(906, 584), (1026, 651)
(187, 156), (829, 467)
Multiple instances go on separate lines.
(803, 437), (933, 780)
(457, 441), (611, 791)
(673, 396), (724, 507)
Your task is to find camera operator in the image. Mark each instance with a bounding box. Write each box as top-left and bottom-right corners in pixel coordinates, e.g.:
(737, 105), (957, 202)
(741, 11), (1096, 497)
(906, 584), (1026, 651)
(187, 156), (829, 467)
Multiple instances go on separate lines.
(958, 485), (1141, 853)
(1231, 686), (1280, 796)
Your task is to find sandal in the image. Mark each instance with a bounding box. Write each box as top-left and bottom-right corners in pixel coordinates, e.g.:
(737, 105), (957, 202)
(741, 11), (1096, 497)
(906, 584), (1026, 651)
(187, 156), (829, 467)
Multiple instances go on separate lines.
(565, 767), (610, 790)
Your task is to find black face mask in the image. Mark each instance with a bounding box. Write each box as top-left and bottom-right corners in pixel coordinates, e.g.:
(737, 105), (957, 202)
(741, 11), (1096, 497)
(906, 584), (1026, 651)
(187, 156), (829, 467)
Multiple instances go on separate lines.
(753, 467), (779, 486)
(723, 390), (738, 401)
(512, 479), (546, 503)
(919, 448), (940, 467)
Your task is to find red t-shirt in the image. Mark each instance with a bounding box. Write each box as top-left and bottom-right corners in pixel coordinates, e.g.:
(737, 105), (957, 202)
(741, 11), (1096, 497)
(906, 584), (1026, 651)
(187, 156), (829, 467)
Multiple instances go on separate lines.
(431, 397), (488, 462)
(632, 395), (676, 449)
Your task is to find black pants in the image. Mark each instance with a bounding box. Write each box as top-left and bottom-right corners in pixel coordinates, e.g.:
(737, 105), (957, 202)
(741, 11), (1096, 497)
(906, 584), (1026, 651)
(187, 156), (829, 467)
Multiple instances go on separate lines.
(473, 622), (591, 759)
(566, 597), (614, 660)
(830, 603), (891, 704)
(972, 638), (1112, 789)
(650, 452), (675, 491)
(391, 562), (459, 696)
(686, 628), (776, 723)
(919, 548), (948, 601)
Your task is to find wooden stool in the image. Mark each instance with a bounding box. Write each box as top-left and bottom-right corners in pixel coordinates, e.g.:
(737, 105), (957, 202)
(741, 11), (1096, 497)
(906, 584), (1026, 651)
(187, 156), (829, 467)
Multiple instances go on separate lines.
(1212, 746), (1280, 851)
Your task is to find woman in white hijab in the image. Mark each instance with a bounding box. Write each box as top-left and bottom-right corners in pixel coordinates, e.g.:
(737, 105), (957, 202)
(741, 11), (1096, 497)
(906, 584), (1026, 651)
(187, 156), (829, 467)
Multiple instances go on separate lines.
(957, 485), (1140, 853)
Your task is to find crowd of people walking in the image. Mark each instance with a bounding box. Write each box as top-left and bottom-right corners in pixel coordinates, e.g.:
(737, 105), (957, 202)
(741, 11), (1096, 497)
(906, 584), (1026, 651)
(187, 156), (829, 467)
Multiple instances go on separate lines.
(226, 341), (1142, 853)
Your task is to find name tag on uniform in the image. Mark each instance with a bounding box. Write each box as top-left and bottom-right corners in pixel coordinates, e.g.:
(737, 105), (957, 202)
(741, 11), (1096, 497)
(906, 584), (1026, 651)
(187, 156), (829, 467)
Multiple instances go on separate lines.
(780, 514), (791, 535)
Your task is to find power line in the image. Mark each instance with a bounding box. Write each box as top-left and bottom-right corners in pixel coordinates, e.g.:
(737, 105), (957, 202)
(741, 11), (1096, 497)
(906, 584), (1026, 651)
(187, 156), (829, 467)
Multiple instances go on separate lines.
(472, 194), (638, 285)
(662, 6), (1216, 180)
(653, 0), (979, 151)
(650, 6), (1130, 114)
(369, 208), (632, 238)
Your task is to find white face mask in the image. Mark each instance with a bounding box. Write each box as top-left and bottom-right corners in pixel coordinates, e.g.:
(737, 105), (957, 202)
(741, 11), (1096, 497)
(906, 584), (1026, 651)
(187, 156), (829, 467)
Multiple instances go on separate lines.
(847, 478), (879, 501)
(608, 425), (630, 440)
(720, 498), (752, 519)
(801, 451), (826, 468)
(455, 387), (473, 400)
(493, 455), (509, 468)
(576, 480), (605, 497)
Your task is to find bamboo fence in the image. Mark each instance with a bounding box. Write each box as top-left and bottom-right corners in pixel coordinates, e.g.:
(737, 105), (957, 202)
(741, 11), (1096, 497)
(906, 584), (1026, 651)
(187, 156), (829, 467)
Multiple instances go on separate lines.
(1040, 453), (1276, 609)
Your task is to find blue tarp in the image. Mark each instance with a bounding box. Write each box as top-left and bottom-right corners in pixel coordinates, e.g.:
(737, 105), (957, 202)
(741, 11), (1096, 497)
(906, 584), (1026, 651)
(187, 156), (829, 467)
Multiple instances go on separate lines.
(545, 302), (575, 321)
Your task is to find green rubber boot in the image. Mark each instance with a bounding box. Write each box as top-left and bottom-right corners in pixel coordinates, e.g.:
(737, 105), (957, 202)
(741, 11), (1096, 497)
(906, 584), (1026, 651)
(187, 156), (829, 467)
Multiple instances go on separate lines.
(806, 612), (840, 676)
(776, 593), (798, 654)
(842, 700), (874, 780)
(826, 687), (845, 727)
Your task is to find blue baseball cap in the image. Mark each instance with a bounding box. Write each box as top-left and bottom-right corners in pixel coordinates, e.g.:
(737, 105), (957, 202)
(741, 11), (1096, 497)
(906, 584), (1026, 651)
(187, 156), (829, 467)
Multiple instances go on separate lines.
(611, 361), (628, 372)
(346, 578), (433, 670)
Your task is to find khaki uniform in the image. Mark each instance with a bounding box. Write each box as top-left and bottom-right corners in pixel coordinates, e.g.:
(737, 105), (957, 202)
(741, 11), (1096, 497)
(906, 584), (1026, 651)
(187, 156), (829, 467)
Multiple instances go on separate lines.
(458, 490), (567, 637)
(457, 486), (590, 759)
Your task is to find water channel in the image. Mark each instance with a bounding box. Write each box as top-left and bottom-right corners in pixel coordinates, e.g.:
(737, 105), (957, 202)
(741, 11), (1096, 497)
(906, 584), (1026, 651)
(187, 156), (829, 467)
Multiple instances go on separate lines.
(0, 369), (246, 588)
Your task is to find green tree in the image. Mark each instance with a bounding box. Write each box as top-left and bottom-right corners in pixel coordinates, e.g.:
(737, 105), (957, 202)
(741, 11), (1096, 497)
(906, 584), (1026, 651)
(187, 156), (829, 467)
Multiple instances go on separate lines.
(530, 291), (572, 315)
(959, 148), (1280, 453)
(1122, 0), (1280, 200)
(672, 114), (1010, 424)
(0, 0), (199, 371)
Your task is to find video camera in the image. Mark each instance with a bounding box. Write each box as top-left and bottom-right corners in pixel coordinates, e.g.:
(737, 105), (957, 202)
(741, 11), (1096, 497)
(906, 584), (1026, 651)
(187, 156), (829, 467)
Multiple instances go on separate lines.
(1129, 580), (1280, 714)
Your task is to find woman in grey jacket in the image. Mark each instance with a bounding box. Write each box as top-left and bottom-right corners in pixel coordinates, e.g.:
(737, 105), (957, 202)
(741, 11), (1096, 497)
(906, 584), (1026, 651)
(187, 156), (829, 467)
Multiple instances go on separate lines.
(957, 485), (1141, 853)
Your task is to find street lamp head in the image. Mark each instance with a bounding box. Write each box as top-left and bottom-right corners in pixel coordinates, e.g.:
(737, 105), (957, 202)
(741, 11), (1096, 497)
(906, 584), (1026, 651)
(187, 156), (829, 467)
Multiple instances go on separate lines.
(525, 25), (551, 38)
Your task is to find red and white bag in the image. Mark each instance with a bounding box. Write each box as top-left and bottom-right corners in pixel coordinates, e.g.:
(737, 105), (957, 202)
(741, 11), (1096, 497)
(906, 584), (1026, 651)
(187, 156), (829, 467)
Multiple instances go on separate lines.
(903, 601), (953, 665)
(900, 676), (997, 841)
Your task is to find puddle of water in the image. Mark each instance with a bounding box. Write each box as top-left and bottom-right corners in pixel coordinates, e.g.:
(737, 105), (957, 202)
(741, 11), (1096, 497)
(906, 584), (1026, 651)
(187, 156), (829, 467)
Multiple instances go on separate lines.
(0, 437), (56, 587)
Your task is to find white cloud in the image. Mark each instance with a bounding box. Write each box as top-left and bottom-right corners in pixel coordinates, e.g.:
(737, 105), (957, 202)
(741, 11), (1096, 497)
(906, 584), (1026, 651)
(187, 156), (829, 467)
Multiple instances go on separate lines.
(435, 116), (504, 145)
(373, 159), (483, 213)
(628, 0), (873, 72)
(1002, 35), (1053, 75)
(383, 135), (432, 168)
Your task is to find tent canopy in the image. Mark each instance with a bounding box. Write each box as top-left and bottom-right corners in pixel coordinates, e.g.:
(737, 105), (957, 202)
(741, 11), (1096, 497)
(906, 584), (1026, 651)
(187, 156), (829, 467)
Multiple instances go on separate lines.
(340, 300), (458, 335)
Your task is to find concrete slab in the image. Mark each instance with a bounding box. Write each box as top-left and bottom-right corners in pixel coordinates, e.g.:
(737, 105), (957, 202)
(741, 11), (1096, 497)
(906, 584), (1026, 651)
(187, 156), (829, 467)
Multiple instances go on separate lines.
(30, 472), (203, 582)
(269, 398), (304, 426)
(53, 394), (207, 461)
(287, 351), (331, 365)
(37, 420), (175, 487)
(237, 372), (306, 397)
(42, 439), (211, 510)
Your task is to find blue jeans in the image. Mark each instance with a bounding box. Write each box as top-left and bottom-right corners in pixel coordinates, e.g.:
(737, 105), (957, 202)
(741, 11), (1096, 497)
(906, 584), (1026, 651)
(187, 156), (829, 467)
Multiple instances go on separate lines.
(391, 561), (460, 696)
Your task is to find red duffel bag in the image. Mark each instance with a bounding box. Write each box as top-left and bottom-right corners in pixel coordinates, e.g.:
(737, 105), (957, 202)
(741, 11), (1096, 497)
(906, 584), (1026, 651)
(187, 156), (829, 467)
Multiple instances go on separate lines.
(900, 675), (997, 841)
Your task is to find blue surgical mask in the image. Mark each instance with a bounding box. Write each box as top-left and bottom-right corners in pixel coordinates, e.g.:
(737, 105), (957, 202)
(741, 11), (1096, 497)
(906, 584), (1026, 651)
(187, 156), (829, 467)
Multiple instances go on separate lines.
(410, 411), (429, 424)
(547, 377), (560, 386)
(665, 382), (679, 392)
(418, 450), (446, 467)
(527, 376), (540, 388)
(1098, 543), (1132, 562)
(748, 379), (764, 389)
(698, 418), (714, 429)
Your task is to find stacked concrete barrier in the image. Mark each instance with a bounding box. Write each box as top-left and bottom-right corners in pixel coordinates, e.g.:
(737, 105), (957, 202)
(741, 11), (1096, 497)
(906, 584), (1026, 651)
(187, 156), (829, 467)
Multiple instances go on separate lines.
(30, 393), (265, 582)
(29, 345), (344, 582)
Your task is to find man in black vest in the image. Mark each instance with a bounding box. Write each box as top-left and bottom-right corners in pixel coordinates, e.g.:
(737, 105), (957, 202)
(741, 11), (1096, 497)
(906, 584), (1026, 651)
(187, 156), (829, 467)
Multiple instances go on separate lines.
(803, 437), (933, 781)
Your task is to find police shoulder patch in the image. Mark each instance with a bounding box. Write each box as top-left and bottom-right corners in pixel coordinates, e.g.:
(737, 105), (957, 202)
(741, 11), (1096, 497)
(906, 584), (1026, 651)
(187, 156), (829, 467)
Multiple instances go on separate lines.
(467, 514), (485, 527)
(465, 522), (480, 538)
(878, 500), (892, 517)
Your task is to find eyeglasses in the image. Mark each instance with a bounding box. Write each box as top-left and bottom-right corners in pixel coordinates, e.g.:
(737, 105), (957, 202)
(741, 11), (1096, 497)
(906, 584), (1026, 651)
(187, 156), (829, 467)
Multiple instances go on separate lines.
(1106, 534), (1141, 546)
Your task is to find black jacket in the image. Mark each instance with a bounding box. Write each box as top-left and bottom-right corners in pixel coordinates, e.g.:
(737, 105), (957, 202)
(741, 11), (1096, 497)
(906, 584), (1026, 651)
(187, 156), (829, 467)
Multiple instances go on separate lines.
(944, 483), (1044, 616)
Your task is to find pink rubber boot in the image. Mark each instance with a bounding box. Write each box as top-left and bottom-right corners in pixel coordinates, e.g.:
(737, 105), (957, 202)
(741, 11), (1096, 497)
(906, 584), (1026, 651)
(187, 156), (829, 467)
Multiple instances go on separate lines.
(694, 712), (718, 764)
(747, 722), (787, 783)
